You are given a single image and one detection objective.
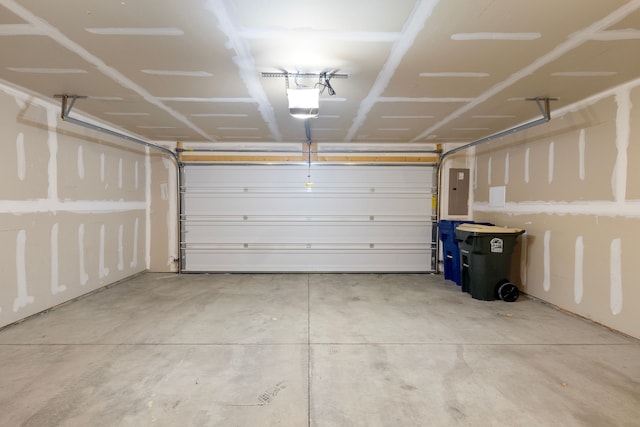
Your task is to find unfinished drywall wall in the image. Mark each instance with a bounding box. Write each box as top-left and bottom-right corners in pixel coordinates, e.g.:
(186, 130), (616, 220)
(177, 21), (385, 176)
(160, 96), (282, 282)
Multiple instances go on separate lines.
(0, 82), (148, 328)
(148, 153), (179, 272)
(469, 79), (640, 339)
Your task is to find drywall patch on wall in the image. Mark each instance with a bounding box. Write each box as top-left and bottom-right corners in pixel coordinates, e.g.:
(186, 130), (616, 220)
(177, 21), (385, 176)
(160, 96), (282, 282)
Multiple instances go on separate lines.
(610, 238), (623, 315)
(574, 236), (584, 304)
(524, 147), (530, 183)
(16, 132), (25, 181)
(145, 148), (151, 269)
(473, 156), (478, 190)
(135, 160), (139, 190)
(131, 217), (139, 269)
(473, 200), (640, 217)
(78, 224), (89, 285)
(99, 224), (110, 279)
(520, 232), (528, 287)
(47, 108), (58, 200)
(77, 145), (85, 179)
(100, 153), (106, 183)
(578, 129), (586, 181)
(13, 230), (34, 312)
(613, 89), (631, 203)
(504, 152), (510, 185)
(160, 183), (169, 200)
(543, 230), (551, 292)
(118, 224), (124, 271)
(118, 158), (123, 189)
(0, 200), (146, 214)
(50, 223), (67, 295)
(548, 141), (555, 184)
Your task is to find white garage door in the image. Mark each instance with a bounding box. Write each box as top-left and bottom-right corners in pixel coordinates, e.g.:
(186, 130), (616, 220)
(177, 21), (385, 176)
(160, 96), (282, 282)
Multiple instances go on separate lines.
(181, 164), (434, 272)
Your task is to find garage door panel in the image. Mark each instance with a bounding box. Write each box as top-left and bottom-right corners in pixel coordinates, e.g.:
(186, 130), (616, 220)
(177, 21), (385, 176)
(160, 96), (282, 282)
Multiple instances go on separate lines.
(181, 165), (434, 272)
(183, 250), (430, 272)
(183, 194), (430, 216)
(184, 166), (310, 187)
(183, 222), (431, 244)
(184, 165), (433, 187)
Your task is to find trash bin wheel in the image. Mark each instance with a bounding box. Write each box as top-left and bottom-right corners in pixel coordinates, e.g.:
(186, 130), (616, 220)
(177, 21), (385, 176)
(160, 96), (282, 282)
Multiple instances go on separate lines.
(497, 281), (519, 302)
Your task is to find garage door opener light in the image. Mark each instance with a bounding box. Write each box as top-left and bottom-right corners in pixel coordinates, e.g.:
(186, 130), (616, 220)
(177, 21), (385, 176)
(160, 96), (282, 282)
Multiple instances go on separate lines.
(261, 71), (348, 119)
(287, 87), (320, 119)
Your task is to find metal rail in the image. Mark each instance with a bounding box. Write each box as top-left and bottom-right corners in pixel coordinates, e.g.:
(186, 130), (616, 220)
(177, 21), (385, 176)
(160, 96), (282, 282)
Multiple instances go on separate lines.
(55, 95), (179, 160)
(54, 94), (182, 272)
(432, 97), (556, 272)
(261, 72), (349, 79)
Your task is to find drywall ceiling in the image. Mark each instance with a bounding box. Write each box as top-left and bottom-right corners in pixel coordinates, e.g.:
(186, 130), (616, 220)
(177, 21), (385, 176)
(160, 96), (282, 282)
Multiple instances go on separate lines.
(1, 0), (640, 144)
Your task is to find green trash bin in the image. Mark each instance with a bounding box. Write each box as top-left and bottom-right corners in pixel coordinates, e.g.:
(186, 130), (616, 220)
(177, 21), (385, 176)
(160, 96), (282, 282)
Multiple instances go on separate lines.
(455, 224), (525, 301)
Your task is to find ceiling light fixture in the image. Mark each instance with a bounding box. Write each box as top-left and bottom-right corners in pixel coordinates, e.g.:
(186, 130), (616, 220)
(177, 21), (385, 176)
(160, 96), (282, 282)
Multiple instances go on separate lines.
(287, 87), (319, 119)
(262, 71), (348, 119)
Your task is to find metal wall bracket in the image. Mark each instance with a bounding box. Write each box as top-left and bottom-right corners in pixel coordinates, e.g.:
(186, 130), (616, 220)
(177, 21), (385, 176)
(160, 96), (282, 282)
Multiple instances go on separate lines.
(526, 97), (558, 121)
(54, 94), (87, 120)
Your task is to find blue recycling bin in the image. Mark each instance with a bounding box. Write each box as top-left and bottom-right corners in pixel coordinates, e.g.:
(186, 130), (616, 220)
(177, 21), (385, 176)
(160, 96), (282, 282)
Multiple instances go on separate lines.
(438, 220), (493, 285)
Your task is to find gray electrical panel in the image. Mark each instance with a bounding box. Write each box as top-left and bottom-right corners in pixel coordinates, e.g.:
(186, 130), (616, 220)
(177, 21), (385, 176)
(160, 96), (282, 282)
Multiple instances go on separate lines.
(448, 168), (470, 215)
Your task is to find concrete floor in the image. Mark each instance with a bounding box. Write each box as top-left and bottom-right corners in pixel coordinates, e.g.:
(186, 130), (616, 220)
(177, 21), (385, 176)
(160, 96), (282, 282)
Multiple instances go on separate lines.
(0, 273), (638, 426)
